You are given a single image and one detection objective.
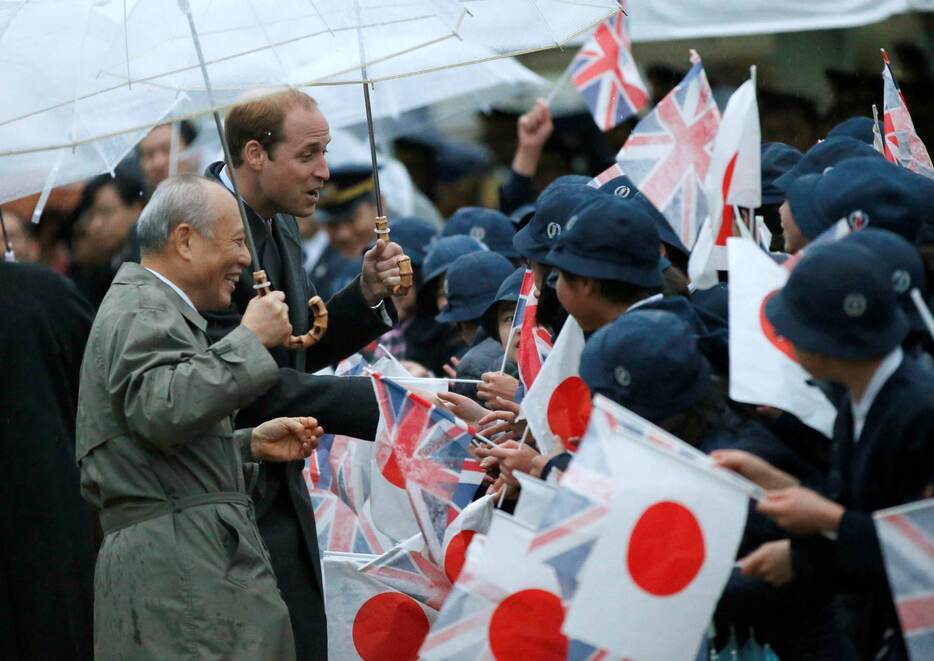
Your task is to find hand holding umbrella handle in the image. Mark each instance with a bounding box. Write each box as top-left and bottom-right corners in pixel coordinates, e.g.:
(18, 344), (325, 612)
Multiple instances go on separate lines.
(374, 216), (414, 296)
(252, 270), (329, 349)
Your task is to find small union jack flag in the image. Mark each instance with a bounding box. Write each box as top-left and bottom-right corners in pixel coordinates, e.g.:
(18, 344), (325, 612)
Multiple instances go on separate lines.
(514, 270), (553, 390)
(875, 498), (934, 661)
(588, 163), (626, 189)
(571, 2), (647, 132)
(361, 534), (453, 610)
(615, 51), (720, 249)
(309, 491), (390, 555)
(881, 49), (934, 180)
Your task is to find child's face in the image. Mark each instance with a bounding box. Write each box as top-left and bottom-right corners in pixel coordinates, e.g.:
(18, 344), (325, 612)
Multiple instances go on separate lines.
(556, 270), (600, 331)
(496, 301), (519, 362)
(458, 320), (479, 346)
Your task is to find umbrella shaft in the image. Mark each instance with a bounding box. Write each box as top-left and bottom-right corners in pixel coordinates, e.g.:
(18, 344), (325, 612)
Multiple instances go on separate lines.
(361, 82), (383, 218)
(183, 6), (261, 271)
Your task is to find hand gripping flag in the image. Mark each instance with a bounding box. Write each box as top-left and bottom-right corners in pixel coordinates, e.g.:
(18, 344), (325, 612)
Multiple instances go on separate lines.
(514, 269), (554, 390)
(420, 512), (572, 661)
(563, 395), (757, 660)
(615, 50), (720, 250)
(441, 494), (495, 583)
(522, 316), (591, 456)
(874, 499), (934, 661)
(324, 556), (438, 661)
(727, 237), (837, 437)
(571, 2), (647, 132)
(881, 49), (934, 180)
(689, 73), (761, 290)
(360, 533), (452, 610)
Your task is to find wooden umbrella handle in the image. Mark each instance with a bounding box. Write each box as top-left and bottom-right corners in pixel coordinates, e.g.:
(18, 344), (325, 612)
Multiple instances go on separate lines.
(374, 216), (414, 296)
(252, 270), (328, 349)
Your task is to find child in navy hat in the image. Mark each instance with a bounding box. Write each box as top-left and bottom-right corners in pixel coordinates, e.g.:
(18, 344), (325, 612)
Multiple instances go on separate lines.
(405, 235), (488, 375)
(758, 142), (803, 251)
(721, 240), (934, 661)
(784, 157), (924, 251)
(580, 310), (848, 658)
(442, 207), (519, 262)
(436, 251), (514, 347)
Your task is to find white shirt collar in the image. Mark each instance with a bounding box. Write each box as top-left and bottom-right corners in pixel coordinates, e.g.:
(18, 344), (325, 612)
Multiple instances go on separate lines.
(219, 165), (271, 226)
(627, 293), (664, 312)
(850, 346), (903, 441)
(145, 267), (197, 312)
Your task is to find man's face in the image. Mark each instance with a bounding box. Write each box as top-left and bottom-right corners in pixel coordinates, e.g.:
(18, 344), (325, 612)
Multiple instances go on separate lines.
(138, 125), (196, 190)
(780, 201), (807, 254)
(324, 201), (376, 259)
(84, 184), (142, 259)
(186, 189), (251, 310)
(257, 106), (330, 217)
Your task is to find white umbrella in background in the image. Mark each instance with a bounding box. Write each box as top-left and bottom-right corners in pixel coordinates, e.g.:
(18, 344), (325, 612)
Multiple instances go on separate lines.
(0, 0), (616, 206)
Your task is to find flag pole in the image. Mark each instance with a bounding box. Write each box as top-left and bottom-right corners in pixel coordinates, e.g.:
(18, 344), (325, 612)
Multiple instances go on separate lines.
(910, 288), (934, 341)
(544, 60), (574, 106)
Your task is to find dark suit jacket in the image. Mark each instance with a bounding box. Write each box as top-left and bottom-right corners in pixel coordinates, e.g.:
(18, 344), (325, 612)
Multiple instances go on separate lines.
(792, 356), (934, 661)
(204, 162), (396, 660)
(0, 262), (97, 661)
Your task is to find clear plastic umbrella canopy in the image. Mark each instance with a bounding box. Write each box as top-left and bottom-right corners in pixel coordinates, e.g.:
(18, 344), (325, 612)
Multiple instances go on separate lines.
(0, 0), (619, 205)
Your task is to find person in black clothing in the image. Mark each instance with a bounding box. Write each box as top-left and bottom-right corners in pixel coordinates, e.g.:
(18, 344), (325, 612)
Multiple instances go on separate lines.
(0, 261), (98, 661)
(203, 89), (406, 660)
(722, 241), (934, 661)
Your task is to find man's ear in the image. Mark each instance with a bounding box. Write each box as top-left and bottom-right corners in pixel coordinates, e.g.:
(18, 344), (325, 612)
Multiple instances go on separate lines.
(242, 140), (267, 172)
(172, 223), (196, 262)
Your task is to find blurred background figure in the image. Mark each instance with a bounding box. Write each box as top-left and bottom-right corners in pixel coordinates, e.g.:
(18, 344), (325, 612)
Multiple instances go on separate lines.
(1, 208), (41, 263)
(136, 121), (201, 193)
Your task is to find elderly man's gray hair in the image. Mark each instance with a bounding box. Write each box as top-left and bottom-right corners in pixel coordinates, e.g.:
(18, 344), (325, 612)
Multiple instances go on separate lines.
(137, 174), (219, 254)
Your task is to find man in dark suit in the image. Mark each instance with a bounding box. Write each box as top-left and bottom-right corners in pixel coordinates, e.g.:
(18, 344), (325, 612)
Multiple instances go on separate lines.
(204, 89), (406, 660)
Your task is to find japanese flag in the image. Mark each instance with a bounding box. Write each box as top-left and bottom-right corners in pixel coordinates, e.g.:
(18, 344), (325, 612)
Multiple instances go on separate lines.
(324, 556), (437, 661)
(441, 494), (495, 583)
(521, 317), (591, 455)
(727, 237), (836, 437)
(564, 395), (752, 660)
(689, 74), (761, 290)
(421, 512), (570, 660)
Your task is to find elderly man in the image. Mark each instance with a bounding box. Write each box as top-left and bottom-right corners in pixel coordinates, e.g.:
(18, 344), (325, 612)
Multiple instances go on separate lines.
(77, 174), (324, 660)
(205, 89), (405, 659)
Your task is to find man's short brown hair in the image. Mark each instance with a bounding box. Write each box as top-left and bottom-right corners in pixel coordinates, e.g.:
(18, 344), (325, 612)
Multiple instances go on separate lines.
(225, 89), (318, 167)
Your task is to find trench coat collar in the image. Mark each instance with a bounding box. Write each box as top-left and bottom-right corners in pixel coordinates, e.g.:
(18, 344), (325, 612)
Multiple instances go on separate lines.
(114, 262), (209, 333)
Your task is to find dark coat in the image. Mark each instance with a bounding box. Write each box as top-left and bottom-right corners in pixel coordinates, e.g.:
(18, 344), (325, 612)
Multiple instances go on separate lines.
(0, 262), (97, 661)
(792, 355), (934, 660)
(204, 162), (396, 660)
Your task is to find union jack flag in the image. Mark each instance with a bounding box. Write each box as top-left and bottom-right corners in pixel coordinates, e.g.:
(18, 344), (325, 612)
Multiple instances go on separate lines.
(309, 491), (391, 555)
(449, 457), (485, 525)
(514, 269), (553, 390)
(360, 534), (452, 610)
(528, 406), (615, 600)
(588, 163), (625, 189)
(372, 373), (475, 562)
(875, 498), (934, 661)
(615, 51), (720, 250)
(571, 2), (647, 132)
(881, 49), (934, 180)
(304, 434), (372, 514)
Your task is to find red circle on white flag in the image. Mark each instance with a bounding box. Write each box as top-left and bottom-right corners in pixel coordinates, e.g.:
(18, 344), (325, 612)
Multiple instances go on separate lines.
(488, 588), (567, 660)
(352, 592), (430, 661)
(626, 501), (705, 596)
(546, 376), (592, 452)
(443, 529), (476, 582)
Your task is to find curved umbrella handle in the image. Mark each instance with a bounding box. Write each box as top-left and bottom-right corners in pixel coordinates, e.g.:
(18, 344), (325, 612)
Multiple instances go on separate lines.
(252, 270), (328, 349)
(375, 216), (414, 296)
